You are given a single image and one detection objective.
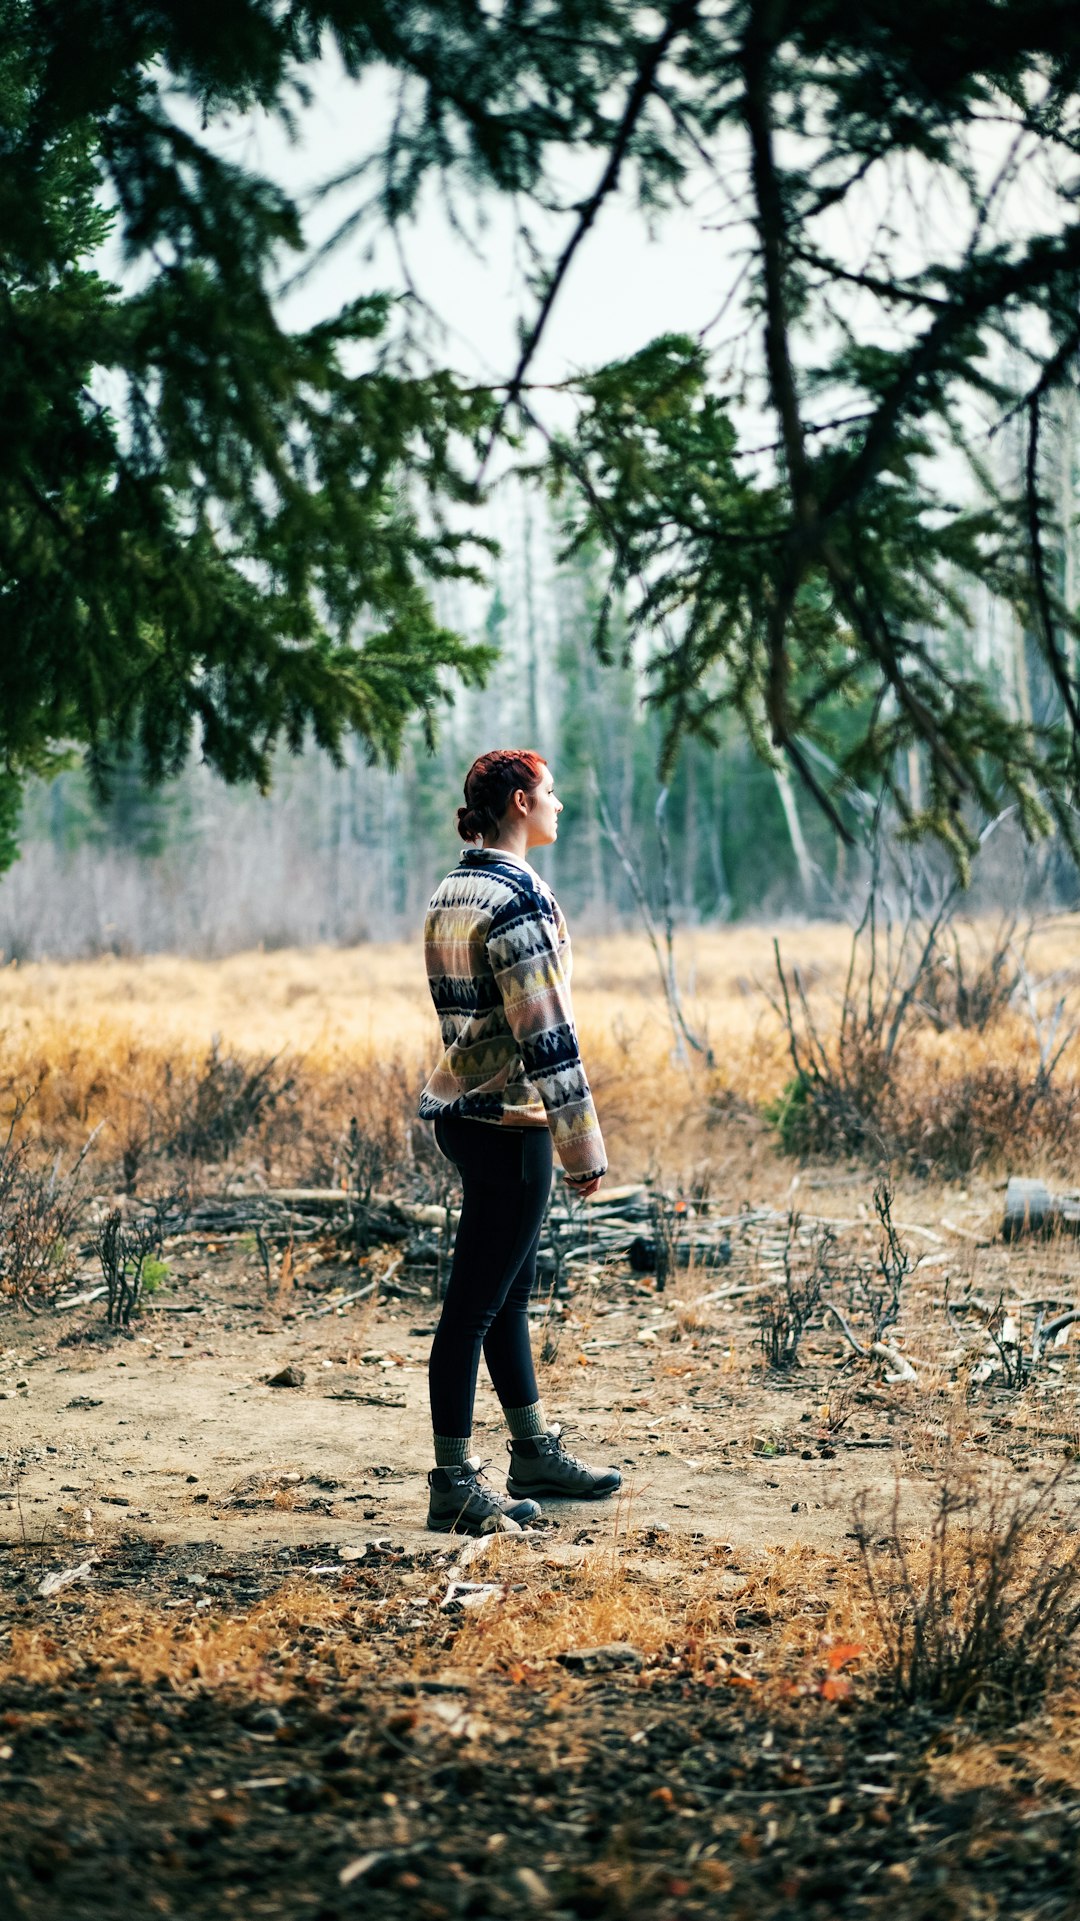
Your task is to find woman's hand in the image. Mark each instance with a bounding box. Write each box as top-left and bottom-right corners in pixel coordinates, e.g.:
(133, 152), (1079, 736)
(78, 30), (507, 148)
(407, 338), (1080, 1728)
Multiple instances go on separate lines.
(565, 1173), (603, 1199)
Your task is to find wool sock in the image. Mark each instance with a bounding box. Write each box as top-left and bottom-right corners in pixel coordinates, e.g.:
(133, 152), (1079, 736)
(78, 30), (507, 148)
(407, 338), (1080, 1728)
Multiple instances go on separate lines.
(433, 1434), (473, 1468)
(505, 1400), (549, 1442)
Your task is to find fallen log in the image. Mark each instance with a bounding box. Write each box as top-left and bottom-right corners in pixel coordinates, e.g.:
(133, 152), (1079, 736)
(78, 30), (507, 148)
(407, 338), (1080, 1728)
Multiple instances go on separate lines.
(1002, 1178), (1080, 1242)
(170, 1187), (457, 1227)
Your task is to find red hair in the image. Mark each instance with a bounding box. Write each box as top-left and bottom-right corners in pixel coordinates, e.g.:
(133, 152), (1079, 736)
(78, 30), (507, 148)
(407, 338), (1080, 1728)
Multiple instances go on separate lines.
(457, 750), (548, 844)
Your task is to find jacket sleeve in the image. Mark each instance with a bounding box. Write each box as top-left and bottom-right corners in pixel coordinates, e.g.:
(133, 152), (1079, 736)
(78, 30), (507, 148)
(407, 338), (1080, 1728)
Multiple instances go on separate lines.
(485, 890), (607, 1184)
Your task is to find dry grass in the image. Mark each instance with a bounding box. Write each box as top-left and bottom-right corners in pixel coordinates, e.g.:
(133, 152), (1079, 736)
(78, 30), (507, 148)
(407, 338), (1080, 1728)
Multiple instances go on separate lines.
(1, 920), (1077, 1192)
(8, 1485), (1080, 1789)
(0, 918), (1076, 1301)
(0, 933), (759, 1188)
(0, 1581), (363, 1697)
(410, 1530), (868, 1701)
(0, 1536), (853, 1708)
(440, 1489), (1080, 1727)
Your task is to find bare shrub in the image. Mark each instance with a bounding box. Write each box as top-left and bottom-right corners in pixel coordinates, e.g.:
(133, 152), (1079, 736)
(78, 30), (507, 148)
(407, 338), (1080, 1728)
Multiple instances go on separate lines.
(767, 816), (1080, 1175)
(409, 1113), (456, 1208)
(916, 914), (1022, 1032)
(65, 1034), (426, 1197)
(768, 836), (965, 1161)
(158, 1041), (295, 1164)
(333, 1111), (408, 1254)
(755, 1210), (833, 1371)
(644, 1183), (684, 1293)
(821, 1181), (915, 1380)
(947, 1285), (1080, 1390)
(771, 1039), (1080, 1179)
(977, 1292), (1031, 1391)
(890, 1064), (1080, 1179)
(767, 985), (890, 1161)
(0, 1091), (94, 1307)
(288, 1057), (420, 1194)
(857, 1179), (910, 1344)
(771, 901), (1080, 1177)
(113, 1087), (157, 1196)
(853, 1464), (1080, 1718)
(92, 1209), (167, 1327)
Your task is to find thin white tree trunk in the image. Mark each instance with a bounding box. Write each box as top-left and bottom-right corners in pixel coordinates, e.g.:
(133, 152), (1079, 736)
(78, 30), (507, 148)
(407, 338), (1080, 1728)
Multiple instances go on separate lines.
(773, 764), (815, 904)
(1060, 384), (1076, 678)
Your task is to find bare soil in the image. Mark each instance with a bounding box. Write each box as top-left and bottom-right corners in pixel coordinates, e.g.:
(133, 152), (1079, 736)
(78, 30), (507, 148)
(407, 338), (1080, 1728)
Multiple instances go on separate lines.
(0, 1193), (979, 1559)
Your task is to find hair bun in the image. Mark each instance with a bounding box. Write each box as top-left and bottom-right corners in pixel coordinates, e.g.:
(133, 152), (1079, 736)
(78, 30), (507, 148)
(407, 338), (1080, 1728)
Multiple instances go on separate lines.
(456, 804), (490, 843)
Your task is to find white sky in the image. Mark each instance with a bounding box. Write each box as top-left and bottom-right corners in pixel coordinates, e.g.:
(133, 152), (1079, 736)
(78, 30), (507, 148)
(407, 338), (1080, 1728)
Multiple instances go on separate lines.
(199, 54), (741, 402)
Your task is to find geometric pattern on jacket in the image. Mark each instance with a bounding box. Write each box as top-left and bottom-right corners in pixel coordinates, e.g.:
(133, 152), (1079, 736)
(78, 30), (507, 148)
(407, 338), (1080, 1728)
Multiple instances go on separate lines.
(417, 846), (607, 1185)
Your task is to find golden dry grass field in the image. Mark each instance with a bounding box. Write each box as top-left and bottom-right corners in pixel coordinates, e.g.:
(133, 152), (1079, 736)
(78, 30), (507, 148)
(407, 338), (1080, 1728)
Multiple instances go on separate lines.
(1, 916), (1078, 1183)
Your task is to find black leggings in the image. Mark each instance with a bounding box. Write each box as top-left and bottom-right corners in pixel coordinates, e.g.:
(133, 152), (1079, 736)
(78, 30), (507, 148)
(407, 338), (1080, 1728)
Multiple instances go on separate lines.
(428, 1111), (552, 1437)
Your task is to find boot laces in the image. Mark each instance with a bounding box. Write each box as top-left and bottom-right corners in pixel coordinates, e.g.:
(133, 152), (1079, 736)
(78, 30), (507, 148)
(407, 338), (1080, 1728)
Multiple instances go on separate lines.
(449, 1458), (514, 1511)
(542, 1424), (589, 1473)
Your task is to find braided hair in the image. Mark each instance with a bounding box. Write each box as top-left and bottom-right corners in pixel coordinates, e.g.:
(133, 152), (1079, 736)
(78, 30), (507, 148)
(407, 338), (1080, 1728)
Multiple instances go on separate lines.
(457, 749), (547, 843)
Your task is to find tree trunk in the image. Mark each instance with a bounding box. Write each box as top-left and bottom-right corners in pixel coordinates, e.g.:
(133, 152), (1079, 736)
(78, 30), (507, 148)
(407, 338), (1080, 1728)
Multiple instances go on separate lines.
(773, 764), (815, 904)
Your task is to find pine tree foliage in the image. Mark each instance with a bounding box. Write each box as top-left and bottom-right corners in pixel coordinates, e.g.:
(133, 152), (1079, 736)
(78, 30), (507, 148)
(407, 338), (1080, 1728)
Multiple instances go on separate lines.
(0, 0), (496, 850)
(314, 0), (1080, 865)
(6, 2), (1080, 874)
(496, 2), (1080, 867)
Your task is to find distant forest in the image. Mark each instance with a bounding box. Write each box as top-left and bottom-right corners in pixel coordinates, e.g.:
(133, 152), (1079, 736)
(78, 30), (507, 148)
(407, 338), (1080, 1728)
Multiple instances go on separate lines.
(1, 461), (1076, 962)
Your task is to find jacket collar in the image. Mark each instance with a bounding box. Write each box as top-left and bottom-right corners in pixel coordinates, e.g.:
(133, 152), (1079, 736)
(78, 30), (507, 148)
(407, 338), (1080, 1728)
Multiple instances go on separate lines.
(460, 845), (532, 873)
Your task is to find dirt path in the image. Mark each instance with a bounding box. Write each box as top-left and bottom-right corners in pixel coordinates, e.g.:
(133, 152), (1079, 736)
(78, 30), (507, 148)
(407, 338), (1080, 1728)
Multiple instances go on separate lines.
(0, 1222), (1021, 1564)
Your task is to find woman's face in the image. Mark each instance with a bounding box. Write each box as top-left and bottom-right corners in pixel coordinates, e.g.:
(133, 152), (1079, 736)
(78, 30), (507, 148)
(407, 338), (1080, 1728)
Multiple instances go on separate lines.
(523, 766), (563, 848)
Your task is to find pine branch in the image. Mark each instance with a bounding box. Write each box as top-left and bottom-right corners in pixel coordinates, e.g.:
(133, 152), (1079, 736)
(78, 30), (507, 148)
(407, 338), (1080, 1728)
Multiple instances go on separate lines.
(480, 0), (700, 471)
(740, 1), (808, 500)
(740, 0), (817, 786)
(825, 224), (1080, 521)
(787, 242), (951, 313)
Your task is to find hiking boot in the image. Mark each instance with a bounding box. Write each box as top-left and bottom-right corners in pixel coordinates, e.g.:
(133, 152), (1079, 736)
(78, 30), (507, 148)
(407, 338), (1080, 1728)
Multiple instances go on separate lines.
(427, 1458), (542, 1535)
(506, 1425), (622, 1501)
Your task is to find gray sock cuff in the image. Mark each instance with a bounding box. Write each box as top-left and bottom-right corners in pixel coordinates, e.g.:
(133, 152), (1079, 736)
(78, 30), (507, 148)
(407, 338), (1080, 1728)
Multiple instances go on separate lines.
(433, 1433), (472, 1467)
(505, 1400), (548, 1441)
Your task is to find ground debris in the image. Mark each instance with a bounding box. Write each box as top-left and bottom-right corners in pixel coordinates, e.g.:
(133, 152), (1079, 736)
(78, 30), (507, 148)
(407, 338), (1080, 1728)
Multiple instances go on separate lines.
(557, 1642), (645, 1673)
(1, 1528), (1079, 1921)
(439, 1579), (508, 1612)
(325, 1388), (406, 1406)
(265, 1364), (305, 1388)
(340, 1539), (406, 1564)
(37, 1558), (96, 1598)
(511, 1865), (553, 1908)
(339, 1843), (428, 1887)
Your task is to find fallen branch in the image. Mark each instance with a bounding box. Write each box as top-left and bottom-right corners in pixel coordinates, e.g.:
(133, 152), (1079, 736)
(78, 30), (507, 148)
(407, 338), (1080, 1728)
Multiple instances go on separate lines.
(1031, 1307), (1080, 1367)
(298, 1260), (402, 1321)
(822, 1300), (917, 1382)
(822, 1298), (866, 1354)
(871, 1341), (917, 1384)
(54, 1284), (109, 1311)
(326, 1391), (407, 1407)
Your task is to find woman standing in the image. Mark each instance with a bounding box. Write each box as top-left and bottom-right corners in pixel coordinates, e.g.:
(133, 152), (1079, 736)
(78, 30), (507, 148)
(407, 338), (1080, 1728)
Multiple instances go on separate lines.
(418, 749), (622, 1535)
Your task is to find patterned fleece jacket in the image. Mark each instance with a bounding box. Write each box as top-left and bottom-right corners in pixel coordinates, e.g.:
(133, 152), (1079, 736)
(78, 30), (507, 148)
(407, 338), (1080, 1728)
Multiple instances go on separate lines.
(417, 846), (607, 1186)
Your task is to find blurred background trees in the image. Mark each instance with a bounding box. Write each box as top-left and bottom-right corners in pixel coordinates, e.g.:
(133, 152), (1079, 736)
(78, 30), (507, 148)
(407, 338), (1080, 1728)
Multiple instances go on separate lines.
(3, 466), (1075, 959)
